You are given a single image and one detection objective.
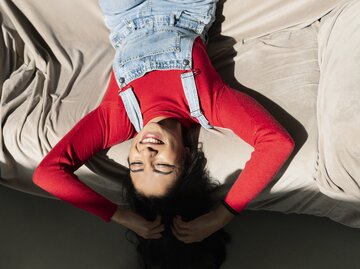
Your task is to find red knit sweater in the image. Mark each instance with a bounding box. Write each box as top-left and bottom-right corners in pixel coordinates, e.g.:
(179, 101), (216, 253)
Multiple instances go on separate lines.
(33, 37), (295, 222)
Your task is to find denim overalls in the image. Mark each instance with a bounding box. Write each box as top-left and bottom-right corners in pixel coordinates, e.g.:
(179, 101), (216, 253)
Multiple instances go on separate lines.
(99, 0), (218, 132)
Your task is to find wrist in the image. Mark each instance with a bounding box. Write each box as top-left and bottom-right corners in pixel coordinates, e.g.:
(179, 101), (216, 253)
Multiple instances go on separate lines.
(214, 203), (236, 226)
(111, 206), (130, 225)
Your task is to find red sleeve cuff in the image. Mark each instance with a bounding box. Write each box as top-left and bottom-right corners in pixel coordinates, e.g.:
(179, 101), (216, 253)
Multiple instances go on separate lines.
(221, 199), (239, 216)
(97, 202), (118, 223)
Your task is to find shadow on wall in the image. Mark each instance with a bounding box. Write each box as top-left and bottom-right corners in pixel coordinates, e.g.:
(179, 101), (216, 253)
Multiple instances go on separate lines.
(0, 0), (65, 89)
(205, 0), (308, 205)
(207, 0), (307, 158)
(0, 11), (22, 89)
(0, 146), (131, 204)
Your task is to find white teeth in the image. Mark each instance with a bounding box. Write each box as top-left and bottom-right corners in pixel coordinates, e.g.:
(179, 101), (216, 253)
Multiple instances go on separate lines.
(141, 138), (163, 144)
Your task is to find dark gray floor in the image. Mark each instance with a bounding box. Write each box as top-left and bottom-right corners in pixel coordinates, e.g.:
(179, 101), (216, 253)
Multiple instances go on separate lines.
(1, 184), (360, 269)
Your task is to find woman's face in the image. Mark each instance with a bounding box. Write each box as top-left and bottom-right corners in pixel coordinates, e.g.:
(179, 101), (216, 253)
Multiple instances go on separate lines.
(128, 119), (187, 197)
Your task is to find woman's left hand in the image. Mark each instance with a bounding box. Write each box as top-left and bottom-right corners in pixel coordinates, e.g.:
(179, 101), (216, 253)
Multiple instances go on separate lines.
(171, 203), (235, 244)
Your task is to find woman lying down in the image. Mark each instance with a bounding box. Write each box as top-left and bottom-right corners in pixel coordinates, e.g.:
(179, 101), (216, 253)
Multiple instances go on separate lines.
(33, 0), (295, 268)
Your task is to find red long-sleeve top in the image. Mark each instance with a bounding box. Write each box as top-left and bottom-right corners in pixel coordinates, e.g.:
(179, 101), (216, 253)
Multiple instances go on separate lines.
(33, 37), (295, 222)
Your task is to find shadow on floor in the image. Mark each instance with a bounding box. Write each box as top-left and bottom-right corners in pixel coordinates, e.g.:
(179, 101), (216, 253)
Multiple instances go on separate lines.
(1, 185), (360, 269)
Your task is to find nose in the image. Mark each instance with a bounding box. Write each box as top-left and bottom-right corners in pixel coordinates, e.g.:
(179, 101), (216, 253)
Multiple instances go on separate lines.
(137, 143), (159, 156)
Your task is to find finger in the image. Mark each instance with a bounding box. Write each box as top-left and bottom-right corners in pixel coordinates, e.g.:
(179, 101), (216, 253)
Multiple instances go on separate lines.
(141, 227), (163, 240)
(140, 233), (162, 240)
(151, 234), (162, 239)
(173, 218), (187, 234)
(150, 223), (165, 234)
(171, 226), (194, 244)
(173, 217), (190, 233)
(181, 235), (200, 244)
(175, 215), (190, 229)
(148, 232), (163, 240)
(171, 225), (184, 241)
(149, 215), (162, 228)
(171, 224), (189, 241)
(145, 216), (161, 232)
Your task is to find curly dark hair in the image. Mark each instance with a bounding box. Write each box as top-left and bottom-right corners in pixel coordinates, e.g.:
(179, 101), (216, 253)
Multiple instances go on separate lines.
(122, 126), (230, 269)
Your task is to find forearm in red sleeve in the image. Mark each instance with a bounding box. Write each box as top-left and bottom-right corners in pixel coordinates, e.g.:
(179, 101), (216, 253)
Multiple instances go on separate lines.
(212, 85), (295, 214)
(32, 106), (133, 222)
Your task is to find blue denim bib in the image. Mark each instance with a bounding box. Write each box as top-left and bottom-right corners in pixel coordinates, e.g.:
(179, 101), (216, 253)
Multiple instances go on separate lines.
(99, 0), (217, 131)
(99, 0), (218, 85)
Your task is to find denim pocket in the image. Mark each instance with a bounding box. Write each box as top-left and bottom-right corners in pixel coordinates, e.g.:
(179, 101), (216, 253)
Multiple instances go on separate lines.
(118, 30), (181, 65)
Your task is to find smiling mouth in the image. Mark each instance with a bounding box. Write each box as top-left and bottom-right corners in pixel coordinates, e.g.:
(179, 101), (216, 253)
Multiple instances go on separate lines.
(140, 137), (164, 144)
(140, 132), (164, 144)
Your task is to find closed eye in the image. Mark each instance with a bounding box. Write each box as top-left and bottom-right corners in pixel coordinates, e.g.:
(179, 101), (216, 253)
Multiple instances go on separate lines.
(154, 163), (175, 173)
(129, 161), (144, 172)
(128, 160), (175, 174)
(130, 162), (143, 166)
(155, 163), (176, 168)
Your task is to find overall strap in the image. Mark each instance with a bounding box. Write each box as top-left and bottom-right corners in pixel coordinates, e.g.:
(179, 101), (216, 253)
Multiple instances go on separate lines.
(118, 70), (213, 133)
(181, 71), (213, 129)
(119, 87), (143, 133)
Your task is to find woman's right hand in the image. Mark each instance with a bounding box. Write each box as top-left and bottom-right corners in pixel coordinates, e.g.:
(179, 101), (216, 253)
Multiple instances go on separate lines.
(111, 206), (164, 239)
